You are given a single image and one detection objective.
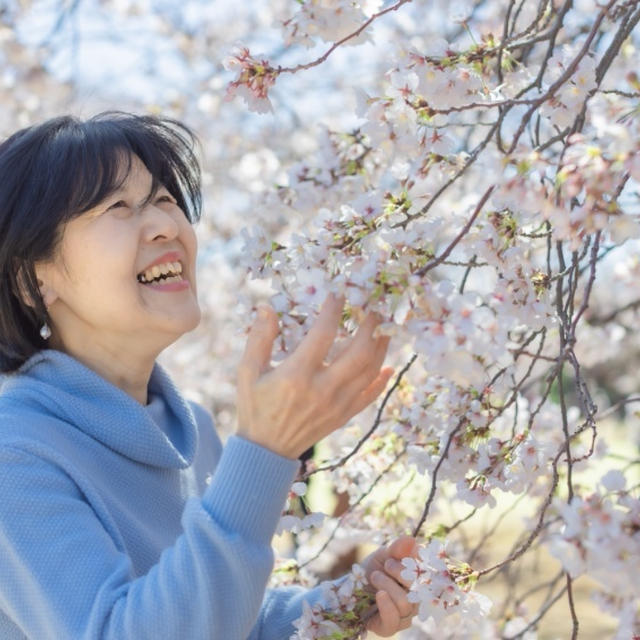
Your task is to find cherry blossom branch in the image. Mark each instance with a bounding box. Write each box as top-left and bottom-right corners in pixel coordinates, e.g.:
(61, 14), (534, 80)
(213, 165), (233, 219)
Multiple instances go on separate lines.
(443, 507), (478, 536)
(496, 0), (517, 85)
(597, 394), (640, 420)
(504, 582), (567, 639)
(507, 0), (618, 153)
(532, 0), (574, 90)
(557, 365), (575, 502)
(303, 353), (418, 479)
(413, 185), (495, 277)
(398, 123), (501, 226)
(477, 229), (601, 585)
(298, 446), (407, 570)
(570, 231), (602, 337)
(595, 4), (640, 85)
(467, 493), (528, 565)
(512, 568), (565, 612)
(276, 0), (414, 75)
(566, 573), (580, 640)
(412, 417), (466, 536)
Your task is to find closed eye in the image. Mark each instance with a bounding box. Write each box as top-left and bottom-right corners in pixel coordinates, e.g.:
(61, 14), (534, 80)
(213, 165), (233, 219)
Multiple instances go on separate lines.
(155, 194), (176, 205)
(106, 200), (127, 211)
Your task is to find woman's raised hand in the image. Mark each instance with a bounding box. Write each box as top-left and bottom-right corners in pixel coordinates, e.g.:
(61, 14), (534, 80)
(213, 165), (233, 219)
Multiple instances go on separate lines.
(236, 294), (393, 459)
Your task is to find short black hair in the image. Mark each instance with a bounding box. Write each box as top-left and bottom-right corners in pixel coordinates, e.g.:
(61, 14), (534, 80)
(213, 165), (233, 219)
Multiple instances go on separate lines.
(0, 111), (202, 373)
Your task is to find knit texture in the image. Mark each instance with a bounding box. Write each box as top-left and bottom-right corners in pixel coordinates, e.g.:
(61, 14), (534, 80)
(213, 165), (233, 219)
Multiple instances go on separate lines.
(0, 350), (319, 639)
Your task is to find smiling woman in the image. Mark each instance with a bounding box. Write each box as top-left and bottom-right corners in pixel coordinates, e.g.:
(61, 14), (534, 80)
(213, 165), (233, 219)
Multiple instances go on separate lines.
(0, 112), (418, 640)
(31, 152), (202, 403)
(0, 113), (202, 378)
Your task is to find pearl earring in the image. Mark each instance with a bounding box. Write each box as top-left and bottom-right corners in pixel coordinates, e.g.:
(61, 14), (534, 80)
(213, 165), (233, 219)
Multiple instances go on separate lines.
(39, 322), (51, 340)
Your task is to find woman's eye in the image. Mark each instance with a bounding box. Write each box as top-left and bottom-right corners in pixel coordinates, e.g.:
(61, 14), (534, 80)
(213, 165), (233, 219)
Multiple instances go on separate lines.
(156, 194), (176, 205)
(107, 200), (127, 211)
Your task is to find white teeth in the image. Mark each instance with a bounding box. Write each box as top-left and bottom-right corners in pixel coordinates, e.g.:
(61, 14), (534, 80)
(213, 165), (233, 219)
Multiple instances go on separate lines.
(138, 260), (184, 284)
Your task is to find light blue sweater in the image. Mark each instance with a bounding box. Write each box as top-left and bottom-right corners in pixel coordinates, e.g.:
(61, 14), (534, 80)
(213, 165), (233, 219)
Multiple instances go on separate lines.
(0, 350), (317, 639)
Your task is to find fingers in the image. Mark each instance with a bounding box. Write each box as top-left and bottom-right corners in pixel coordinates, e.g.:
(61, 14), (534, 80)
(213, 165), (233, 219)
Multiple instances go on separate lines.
(369, 587), (415, 636)
(336, 333), (390, 401)
(387, 535), (419, 562)
(328, 311), (387, 382)
(368, 570), (418, 636)
(364, 536), (420, 636)
(344, 366), (394, 418)
(238, 305), (279, 384)
(291, 294), (344, 366)
(372, 590), (400, 637)
(371, 571), (414, 617)
(384, 558), (412, 589)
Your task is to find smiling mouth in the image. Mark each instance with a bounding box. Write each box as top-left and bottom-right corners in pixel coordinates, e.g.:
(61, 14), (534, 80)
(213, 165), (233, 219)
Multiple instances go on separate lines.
(137, 260), (184, 284)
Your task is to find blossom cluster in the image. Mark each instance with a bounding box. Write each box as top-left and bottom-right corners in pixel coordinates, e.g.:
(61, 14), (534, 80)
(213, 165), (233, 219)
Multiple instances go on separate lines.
(277, 481), (325, 536)
(401, 539), (491, 625)
(290, 564), (375, 640)
(548, 470), (640, 638)
(281, 0), (383, 48)
(224, 45), (279, 113)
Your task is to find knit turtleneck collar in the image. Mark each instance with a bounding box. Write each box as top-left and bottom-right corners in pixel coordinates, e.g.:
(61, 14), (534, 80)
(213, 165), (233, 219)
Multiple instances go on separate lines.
(1, 349), (198, 469)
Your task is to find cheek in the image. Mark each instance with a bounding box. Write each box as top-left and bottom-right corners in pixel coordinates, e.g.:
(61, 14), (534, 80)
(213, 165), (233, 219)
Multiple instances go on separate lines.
(184, 222), (198, 256)
(185, 225), (198, 293)
(182, 223), (198, 270)
(63, 241), (136, 297)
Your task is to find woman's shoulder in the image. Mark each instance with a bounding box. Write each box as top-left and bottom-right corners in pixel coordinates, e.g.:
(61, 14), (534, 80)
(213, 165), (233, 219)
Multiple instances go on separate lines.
(0, 390), (81, 466)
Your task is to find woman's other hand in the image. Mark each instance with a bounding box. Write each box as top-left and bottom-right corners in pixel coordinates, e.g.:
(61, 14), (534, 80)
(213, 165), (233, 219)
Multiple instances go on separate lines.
(236, 294), (392, 460)
(362, 536), (419, 636)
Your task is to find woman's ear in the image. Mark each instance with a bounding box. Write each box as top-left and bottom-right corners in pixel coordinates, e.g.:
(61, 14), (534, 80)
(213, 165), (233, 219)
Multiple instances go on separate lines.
(14, 263), (58, 309)
(38, 282), (58, 308)
(33, 264), (58, 308)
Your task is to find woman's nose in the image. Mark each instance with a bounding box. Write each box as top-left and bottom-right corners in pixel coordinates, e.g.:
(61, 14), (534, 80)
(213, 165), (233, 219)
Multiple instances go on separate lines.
(142, 204), (180, 242)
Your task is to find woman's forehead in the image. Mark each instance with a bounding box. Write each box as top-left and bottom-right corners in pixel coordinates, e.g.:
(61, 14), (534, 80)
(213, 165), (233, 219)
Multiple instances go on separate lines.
(115, 154), (153, 189)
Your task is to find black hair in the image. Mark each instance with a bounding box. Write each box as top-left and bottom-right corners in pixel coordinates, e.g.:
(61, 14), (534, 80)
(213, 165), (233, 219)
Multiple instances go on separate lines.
(0, 111), (202, 373)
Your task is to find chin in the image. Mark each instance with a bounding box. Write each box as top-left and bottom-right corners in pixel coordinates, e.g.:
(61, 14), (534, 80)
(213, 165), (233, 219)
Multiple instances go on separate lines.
(186, 307), (202, 332)
(179, 304), (202, 334)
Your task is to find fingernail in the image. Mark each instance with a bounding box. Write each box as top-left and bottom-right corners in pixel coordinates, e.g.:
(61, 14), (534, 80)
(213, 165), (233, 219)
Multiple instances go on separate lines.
(257, 305), (269, 320)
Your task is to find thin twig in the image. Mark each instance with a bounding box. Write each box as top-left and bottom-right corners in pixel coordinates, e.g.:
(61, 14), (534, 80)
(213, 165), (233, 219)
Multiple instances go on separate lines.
(414, 186), (495, 277)
(277, 0), (413, 75)
(303, 353), (417, 479)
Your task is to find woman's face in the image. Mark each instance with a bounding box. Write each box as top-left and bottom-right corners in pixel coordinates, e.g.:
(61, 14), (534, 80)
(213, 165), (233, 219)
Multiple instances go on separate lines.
(37, 155), (201, 358)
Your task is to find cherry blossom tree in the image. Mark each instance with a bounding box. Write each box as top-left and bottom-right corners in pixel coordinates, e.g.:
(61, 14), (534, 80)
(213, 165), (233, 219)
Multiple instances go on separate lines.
(4, 0), (640, 637)
(226, 1), (640, 637)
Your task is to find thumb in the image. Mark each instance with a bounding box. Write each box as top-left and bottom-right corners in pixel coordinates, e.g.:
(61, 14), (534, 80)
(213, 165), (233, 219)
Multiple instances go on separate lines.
(388, 535), (418, 560)
(239, 305), (279, 383)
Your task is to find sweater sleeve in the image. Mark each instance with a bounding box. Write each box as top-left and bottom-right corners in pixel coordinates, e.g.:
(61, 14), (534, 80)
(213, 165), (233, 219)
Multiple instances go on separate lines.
(0, 436), (300, 640)
(250, 585), (325, 640)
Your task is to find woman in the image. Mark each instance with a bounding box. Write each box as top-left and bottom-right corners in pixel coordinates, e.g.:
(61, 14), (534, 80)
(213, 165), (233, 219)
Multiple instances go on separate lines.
(0, 112), (417, 639)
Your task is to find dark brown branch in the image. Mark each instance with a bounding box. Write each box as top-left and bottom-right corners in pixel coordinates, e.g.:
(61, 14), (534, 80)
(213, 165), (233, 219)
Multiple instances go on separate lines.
(414, 186), (495, 277)
(595, 5), (640, 85)
(412, 417), (466, 536)
(566, 573), (580, 639)
(303, 353), (418, 479)
(277, 0), (413, 75)
(507, 0), (617, 153)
